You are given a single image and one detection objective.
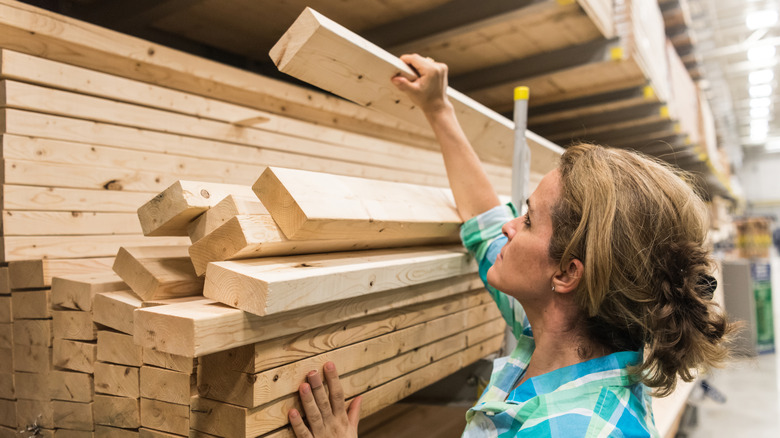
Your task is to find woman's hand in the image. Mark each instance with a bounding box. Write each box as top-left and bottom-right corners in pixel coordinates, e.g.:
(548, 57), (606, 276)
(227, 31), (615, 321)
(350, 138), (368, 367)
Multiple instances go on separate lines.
(289, 361), (362, 438)
(391, 53), (452, 115)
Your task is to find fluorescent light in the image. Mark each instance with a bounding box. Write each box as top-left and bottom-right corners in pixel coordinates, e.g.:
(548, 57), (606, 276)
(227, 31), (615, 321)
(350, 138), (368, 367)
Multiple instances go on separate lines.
(752, 128), (768, 142)
(746, 10), (779, 30)
(751, 107), (771, 118)
(766, 139), (780, 151)
(749, 69), (774, 84)
(748, 45), (777, 62)
(751, 97), (772, 108)
(750, 84), (773, 97)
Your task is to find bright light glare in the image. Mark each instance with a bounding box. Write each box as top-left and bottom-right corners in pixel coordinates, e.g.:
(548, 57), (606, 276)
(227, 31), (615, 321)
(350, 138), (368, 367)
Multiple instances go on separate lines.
(748, 45), (777, 62)
(751, 119), (769, 141)
(750, 84), (773, 97)
(749, 69), (774, 84)
(751, 107), (771, 118)
(751, 97), (772, 108)
(746, 10), (779, 30)
(766, 139), (780, 151)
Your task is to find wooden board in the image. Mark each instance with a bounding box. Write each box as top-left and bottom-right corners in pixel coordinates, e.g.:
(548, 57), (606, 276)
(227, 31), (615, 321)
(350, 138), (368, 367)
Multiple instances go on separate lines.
(140, 366), (194, 406)
(52, 338), (96, 374)
(0, 297), (11, 323)
(200, 288), (490, 374)
(136, 273), (482, 356)
(94, 361), (140, 398)
(52, 310), (96, 341)
(97, 330), (143, 367)
(2, 235), (187, 263)
(11, 289), (51, 319)
(199, 310), (503, 408)
(8, 257), (114, 289)
(271, 7), (562, 172)
(16, 398), (54, 429)
(254, 166), (461, 241)
(92, 291), (143, 335)
(51, 272), (127, 312)
(0, 268), (9, 295)
(387, 1), (605, 74)
(113, 246), (203, 300)
(13, 344), (52, 373)
(192, 336), (502, 438)
(13, 318), (52, 347)
(203, 245), (474, 316)
(137, 181), (255, 237)
(52, 400), (93, 431)
(2, 184), (156, 214)
(0, 373), (12, 400)
(2, 210), (142, 236)
(140, 398), (190, 436)
(189, 214), (458, 276)
(0, 1), (447, 153)
(142, 349), (194, 374)
(49, 370), (94, 403)
(14, 371), (51, 401)
(95, 424), (140, 438)
(187, 194), (268, 243)
(92, 394), (140, 429)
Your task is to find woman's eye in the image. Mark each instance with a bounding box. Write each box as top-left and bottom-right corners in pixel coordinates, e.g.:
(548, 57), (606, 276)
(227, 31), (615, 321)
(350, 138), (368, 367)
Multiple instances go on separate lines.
(523, 215), (531, 228)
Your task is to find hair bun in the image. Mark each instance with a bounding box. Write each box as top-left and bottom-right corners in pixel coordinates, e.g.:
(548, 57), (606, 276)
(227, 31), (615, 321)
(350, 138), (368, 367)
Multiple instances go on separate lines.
(697, 274), (717, 300)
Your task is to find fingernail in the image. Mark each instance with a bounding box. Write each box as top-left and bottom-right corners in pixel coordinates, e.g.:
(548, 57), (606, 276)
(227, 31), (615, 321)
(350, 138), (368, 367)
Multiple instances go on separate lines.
(325, 362), (335, 372)
(290, 409), (299, 418)
(308, 370), (322, 388)
(301, 383), (310, 394)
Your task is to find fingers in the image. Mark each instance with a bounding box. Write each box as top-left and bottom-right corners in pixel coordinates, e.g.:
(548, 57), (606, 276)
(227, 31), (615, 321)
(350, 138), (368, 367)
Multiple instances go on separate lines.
(307, 370), (333, 420)
(298, 383), (325, 436)
(323, 362), (346, 415)
(288, 409), (313, 438)
(347, 395), (363, 428)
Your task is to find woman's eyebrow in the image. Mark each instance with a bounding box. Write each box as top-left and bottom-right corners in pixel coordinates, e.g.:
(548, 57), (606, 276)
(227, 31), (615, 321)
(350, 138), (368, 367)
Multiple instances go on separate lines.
(525, 199), (532, 216)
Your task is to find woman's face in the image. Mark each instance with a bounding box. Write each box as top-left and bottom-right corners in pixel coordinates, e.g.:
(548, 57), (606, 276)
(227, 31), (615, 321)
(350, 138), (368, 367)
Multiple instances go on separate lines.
(486, 169), (561, 304)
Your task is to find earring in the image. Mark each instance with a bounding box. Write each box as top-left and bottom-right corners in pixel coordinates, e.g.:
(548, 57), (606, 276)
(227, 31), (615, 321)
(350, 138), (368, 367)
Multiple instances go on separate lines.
(551, 285), (555, 291)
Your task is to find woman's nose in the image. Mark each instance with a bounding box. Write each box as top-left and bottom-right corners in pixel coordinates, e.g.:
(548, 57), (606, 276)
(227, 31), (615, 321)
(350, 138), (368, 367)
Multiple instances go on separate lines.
(502, 220), (516, 240)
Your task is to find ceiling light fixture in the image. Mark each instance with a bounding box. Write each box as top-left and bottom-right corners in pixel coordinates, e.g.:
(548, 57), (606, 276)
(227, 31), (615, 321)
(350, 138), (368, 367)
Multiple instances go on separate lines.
(749, 69), (774, 84)
(749, 84), (773, 97)
(748, 45), (777, 62)
(751, 107), (771, 118)
(750, 97), (772, 108)
(746, 10), (779, 30)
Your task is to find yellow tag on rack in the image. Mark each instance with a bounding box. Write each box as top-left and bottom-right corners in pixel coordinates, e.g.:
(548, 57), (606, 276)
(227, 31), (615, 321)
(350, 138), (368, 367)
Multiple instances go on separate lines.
(514, 86), (529, 101)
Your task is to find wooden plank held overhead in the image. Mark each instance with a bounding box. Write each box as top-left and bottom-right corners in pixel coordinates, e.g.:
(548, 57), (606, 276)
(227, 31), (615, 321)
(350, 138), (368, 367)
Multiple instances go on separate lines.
(270, 7), (562, 174)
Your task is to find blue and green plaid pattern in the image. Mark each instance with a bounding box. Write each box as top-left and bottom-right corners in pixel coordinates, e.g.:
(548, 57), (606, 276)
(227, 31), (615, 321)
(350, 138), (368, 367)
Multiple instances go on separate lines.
(459, 204), (659, 437)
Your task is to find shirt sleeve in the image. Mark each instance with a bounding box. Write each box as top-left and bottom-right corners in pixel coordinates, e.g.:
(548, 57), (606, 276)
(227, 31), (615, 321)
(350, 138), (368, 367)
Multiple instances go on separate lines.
(459, 203), (530, 339)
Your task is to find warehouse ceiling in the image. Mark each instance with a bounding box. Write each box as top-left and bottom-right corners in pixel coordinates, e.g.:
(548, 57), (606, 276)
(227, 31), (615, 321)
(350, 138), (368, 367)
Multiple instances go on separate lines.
(20, 0), (778, 196)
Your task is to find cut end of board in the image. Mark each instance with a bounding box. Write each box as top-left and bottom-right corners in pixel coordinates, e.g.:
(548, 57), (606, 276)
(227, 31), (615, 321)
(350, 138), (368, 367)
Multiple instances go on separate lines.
(269, 7), (321, 70)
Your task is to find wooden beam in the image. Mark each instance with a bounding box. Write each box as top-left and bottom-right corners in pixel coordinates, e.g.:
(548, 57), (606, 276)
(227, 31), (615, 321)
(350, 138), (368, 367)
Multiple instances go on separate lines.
(49, 370), (94, 403)
(140, 397), (190, 436)
(199, 289), (489, 374)
(52, 400), (93, 431)
(9, 258), (115, 290)
(13, 319), (51, 347)
(0, 0), (443, 150)
(16, 398), (54, 429)
(140, 366), (194, 405)
(192, 335), (503, 438)
(142, 349), (194, 373)
(113, 246), (203, 300)
(137, 180), (255, 237)
(203, 245), (475, 316)
(2, 210), (142, 236)
(270, 7), (562, 172)
(53, 338), (96, 374)
(97, 330), (143, 367)
(253, 166), (461, 241)
(51, 272), (127, 312)
(52, 310), (96, 341)
(3, 235), (187, 263)
(187, 194), (268, 243)
(93, 291), (143, 335)
(199, 306), (502, 407)
(94, 361), (140, 398)
(11, 289), (51, 319)
(93, 394), (140, 429)
(189, 213), (460, 276)
(14, 371), (50, 401)
(135, 274), (482, 357)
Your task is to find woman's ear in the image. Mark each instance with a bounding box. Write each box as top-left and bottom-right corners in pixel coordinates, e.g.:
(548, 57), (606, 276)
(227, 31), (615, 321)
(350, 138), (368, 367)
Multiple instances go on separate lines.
(552, 258), (583, 294)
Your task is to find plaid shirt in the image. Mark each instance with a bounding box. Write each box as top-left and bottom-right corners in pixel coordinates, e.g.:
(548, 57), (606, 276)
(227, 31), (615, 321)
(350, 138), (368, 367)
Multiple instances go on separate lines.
(460, 204), (659, 438)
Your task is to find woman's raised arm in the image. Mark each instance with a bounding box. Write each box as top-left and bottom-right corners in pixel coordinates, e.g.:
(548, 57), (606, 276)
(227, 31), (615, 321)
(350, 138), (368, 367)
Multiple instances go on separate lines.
(392, 54), (500, 221)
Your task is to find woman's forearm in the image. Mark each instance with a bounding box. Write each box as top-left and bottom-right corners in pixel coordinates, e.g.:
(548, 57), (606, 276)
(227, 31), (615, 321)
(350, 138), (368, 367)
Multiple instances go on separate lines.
(424, 103), (500, 221)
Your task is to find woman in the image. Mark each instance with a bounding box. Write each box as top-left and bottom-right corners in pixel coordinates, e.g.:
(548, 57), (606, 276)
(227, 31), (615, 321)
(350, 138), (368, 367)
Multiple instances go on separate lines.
(288, 55), (733, 438)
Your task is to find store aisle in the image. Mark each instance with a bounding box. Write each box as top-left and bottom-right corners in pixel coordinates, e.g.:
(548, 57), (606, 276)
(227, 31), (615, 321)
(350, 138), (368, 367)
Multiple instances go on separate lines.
(684, 353), (780, 438)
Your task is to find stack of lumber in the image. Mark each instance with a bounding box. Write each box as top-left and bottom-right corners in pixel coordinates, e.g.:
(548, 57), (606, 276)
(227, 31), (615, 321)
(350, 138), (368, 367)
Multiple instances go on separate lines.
(1, 168), (506, 437)
(0, 2), (535, 436)
(659, 0), (702, 80)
